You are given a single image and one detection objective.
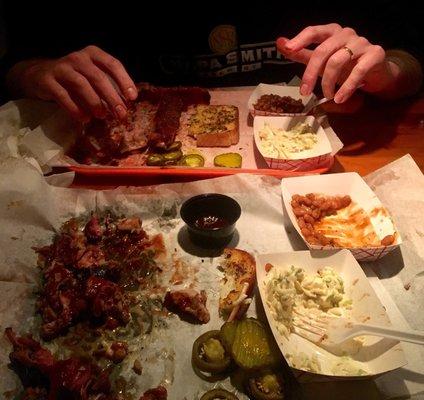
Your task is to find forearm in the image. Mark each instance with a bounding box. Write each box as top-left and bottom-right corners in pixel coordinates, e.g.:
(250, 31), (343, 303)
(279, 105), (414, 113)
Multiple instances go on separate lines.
(365, 50), (423, 100)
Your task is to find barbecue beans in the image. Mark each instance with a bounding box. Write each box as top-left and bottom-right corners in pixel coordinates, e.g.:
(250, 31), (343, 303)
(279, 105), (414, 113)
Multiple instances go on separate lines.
(253, 94), (304, 114)
(291, 193), (352, 246)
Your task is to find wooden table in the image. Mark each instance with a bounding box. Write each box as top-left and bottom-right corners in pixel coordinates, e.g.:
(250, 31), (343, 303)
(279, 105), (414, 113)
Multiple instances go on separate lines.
(70, 90), (424, 189)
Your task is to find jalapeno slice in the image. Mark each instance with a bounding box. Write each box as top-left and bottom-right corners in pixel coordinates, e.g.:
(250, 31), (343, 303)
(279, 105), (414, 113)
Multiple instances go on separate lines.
(146, 153), (165, 166)
(200, 389), (239, 400)
(180, 154), (205, 167)
(192, 330), (231, 374)
(163, 150), (183, 164)
(248, 372), (285, 400)
(164, 141), (182, 152)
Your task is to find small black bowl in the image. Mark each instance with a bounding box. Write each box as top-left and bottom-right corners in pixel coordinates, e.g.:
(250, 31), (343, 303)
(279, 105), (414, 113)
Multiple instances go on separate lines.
(180, 193), (241, 248)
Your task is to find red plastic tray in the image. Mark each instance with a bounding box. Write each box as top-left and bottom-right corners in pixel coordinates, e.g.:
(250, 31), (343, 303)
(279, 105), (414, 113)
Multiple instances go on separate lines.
(69, 157), (334, 179)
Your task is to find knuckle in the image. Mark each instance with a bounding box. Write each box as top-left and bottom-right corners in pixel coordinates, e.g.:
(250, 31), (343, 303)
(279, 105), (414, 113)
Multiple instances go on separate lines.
(70, 74), (87, 88)
(66, 52), (83, 64)
(372, 45), (385, 58)
(53, 62), (70, 75)
(342, 27), (356, 36)
(84, 45), (100, 54)
(327, 54), (344, 69)
(314, 44), (330, 58)
(354, 64), (368, 76)
(105, 57), (122, 71)
(304, 25), (317, 36)
(329, 23), (342, 31)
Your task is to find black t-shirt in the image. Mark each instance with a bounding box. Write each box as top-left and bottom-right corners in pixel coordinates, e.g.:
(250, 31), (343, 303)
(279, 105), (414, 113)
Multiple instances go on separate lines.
(0, 0), (423, 101)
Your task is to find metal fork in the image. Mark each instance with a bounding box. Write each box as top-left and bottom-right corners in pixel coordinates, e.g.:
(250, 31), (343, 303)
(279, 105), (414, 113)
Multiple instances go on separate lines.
(302, 97), (333, 115)
(292, 310), (424, 346)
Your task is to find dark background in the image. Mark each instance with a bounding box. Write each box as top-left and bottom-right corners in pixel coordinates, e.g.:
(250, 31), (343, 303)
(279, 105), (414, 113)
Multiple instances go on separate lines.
(0, 0), (422, 101)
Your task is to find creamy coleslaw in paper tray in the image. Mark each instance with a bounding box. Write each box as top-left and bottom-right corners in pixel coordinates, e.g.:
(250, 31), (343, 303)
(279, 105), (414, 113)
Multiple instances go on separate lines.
(265, 266), (366, 375)
(256, 250), (406, 378)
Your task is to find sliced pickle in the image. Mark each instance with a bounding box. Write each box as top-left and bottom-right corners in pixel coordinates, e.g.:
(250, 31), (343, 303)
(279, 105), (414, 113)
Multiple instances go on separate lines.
(146, 153), (165, 166)
(214, 153), (242, 168)
(219, 321), (238, 352)
(231, 318), (278, 370)
(180, 154), (205, 167)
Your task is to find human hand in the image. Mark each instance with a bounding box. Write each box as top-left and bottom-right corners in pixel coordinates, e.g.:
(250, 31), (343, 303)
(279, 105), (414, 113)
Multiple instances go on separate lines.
(15, 46), (137, 121)
(276, 24), (395, 103)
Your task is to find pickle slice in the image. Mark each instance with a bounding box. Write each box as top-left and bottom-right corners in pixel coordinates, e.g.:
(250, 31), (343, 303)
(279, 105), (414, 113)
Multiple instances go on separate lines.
(220, 321), (238, 352)
(231, 318), (278, 370)
(180, 154), (205, 167)
(214, 153), (242, 168)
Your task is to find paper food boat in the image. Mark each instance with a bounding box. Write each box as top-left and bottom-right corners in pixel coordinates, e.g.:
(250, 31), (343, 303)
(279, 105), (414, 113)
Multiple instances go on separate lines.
(281, 172), (402, 261)
(257, 250), (407, 380)
(253, 115), (333, 171)
(248, 83), (316, 116)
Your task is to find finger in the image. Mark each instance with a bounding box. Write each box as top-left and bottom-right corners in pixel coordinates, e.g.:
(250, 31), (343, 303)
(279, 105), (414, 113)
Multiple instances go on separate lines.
(43, 77), (89, 122)
(334, 46), (385, 103)
(56, 69), (106, 119)
(85, 45), (137, 101)
(284, 23), (343, 52)
(79, 65), (128, 119)
(321, 36), (371, 98)
(276, 37), (313, 65)
(300, 28), (360, 96)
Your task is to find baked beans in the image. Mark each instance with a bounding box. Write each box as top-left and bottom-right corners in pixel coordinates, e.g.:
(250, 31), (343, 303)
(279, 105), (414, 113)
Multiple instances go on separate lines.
(291, 193), (352, 246)
(253, 94), (304, 114)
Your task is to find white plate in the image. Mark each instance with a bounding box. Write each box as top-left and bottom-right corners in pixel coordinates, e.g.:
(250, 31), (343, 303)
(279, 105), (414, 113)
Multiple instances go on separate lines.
(253, 115), (332, 171)
(247, 83), (316, 116)
(257, 249), (407, 380)
(281, 172), (402, 261)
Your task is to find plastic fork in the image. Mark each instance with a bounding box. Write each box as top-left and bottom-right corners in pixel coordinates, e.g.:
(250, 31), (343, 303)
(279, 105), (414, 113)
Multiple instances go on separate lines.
(292, 310), (424, 346)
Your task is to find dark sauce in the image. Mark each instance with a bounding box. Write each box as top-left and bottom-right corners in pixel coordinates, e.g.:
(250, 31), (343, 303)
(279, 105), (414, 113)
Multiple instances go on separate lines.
(194, 215), (229, 230)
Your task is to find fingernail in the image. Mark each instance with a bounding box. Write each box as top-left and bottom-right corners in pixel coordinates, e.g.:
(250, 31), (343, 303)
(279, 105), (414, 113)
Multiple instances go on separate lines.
(115, 104), (127, 119)
(300, 84), (310, 96)
(334, 94), (345, 104)
(126, 87), (137, 100)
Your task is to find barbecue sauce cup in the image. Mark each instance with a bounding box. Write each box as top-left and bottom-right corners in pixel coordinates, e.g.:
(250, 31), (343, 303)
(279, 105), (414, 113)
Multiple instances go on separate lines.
(180, 194), (241, 248)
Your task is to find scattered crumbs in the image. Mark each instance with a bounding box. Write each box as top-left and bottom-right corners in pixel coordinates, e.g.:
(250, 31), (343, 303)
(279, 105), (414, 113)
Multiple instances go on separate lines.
(7, 200), (23, 210)
(358, 293), (370, 301)
(352, 278), (359, 286)
(404, 282), (411, 291)
(132, 359), (143, 375)
(361, 316), (371, 323)
(10, 237), (19, 240)
(238, 147), (243, 150)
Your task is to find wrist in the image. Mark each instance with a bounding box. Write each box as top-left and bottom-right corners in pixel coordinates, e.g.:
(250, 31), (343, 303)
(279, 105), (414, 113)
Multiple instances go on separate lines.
(373, 50), (423, 100)
(6, 59), (47, 98)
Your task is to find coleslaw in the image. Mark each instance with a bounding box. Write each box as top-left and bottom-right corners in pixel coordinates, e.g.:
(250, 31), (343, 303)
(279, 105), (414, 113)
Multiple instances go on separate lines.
(258, 122), (318, 158)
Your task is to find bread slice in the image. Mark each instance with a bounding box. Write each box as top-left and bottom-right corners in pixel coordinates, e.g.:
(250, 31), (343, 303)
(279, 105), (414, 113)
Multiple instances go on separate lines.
(186, 105), (239, 147)
(219, 248), (256, 321)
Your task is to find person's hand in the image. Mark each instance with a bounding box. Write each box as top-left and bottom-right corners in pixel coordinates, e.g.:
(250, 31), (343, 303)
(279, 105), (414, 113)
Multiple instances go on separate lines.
(277, 24), (397, 103)
(14, 46), (138, 121)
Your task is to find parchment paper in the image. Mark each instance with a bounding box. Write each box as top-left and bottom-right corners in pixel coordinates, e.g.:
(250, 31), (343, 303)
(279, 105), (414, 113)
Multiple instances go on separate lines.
(0, 156), (423, 399)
